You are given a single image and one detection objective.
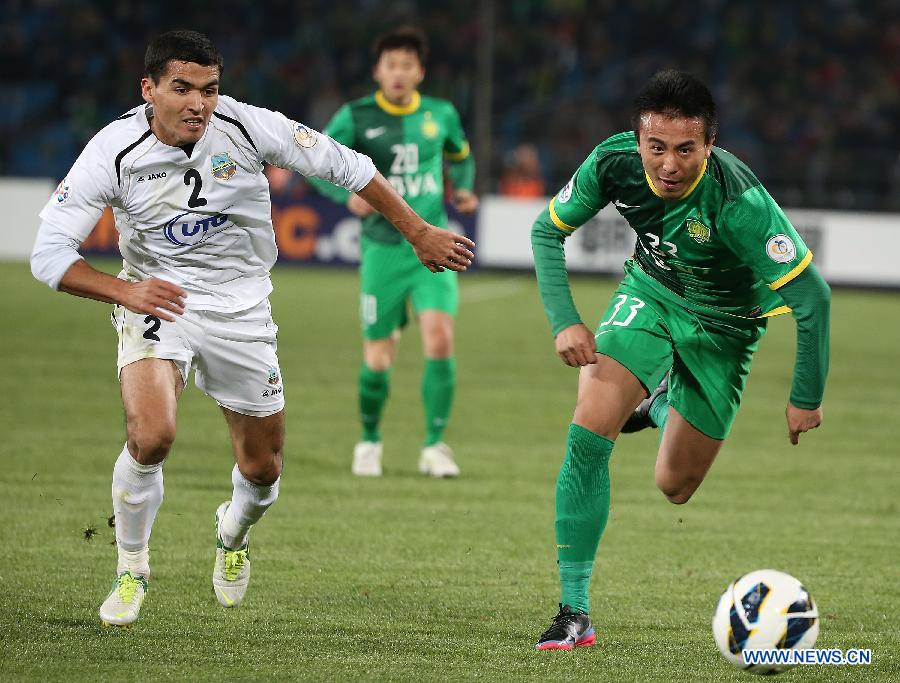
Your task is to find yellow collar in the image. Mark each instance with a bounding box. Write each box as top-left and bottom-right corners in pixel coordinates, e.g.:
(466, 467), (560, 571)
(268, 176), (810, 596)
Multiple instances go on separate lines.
(645, 158), (708, 200)
(375, 90), (421, 116)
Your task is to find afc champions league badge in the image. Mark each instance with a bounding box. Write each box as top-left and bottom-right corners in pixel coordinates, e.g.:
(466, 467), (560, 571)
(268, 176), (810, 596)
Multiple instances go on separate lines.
(766, 234), (797, 263)
(558, 176), (574, 204)
(54, 177), (70, 204)
(293, 123), (318, 148)
(211, 152), (237, 181)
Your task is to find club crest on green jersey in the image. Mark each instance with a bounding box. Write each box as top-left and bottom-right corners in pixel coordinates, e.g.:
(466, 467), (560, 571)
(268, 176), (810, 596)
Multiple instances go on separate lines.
(211, 152), (236, 181)
(421, 112), (439, 139)
(685, 217), (711, 244)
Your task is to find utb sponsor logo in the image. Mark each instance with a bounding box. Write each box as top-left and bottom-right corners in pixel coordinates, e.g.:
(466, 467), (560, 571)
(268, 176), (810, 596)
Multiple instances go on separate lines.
(163, 213), (229, 246)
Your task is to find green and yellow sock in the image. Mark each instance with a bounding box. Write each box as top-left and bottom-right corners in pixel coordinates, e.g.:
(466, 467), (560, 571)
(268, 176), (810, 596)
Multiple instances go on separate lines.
(555, 423), (614, 613)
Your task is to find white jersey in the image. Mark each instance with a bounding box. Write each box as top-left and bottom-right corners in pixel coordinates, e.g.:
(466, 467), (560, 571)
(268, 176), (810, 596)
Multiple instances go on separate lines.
(32, 95), (376, 311)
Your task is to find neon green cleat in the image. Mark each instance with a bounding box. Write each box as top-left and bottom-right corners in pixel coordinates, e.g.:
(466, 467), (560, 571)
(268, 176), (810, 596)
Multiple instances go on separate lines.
(99, 571), (148, 627)
(213, 502), (251, 608)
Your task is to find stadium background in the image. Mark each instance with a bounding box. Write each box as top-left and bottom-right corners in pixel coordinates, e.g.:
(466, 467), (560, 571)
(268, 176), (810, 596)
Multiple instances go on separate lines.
(1, 1), (898, 681)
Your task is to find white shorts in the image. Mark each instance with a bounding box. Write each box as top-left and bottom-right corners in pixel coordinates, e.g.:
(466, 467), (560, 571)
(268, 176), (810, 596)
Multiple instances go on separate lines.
(111, 298), (284, 417)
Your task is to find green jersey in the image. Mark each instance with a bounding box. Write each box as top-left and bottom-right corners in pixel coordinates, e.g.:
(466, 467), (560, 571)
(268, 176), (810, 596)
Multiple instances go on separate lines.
(309, 90), (474, 244)
(548, 132), (811, 319)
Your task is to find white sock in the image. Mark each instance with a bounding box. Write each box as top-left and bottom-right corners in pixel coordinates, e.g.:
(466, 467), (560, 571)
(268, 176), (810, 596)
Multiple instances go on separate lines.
(118, 548), (150, 578)
(220, 464), (279, 549)
(112, 443), (163, 575)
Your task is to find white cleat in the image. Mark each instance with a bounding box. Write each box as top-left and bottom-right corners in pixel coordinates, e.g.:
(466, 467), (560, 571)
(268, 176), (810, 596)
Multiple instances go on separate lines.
(99, 571), (148, 627)
(213, 502), (251, 608)
(352, 441), (383, 476)
(419, 442), (460, 478)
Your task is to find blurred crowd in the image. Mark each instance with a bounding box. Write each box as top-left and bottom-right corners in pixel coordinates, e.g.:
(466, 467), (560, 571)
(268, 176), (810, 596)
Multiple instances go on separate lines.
(2, 0), (898, 209)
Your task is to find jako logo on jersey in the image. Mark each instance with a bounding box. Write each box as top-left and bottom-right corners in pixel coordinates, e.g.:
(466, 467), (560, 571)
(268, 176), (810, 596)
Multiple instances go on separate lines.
(211, 153), (236, 181)
(54, 178), (70, 204)
(766, 234), (796, 263)
(293, 123), (318, 148)
(686, 217), (711, 244)
(163, 212), (229, 246)
(137, 172), (167, 182)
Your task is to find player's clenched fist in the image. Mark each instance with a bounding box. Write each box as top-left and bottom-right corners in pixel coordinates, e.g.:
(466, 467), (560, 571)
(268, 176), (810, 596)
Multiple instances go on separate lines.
(785, 403), (823, 445)
(555, 323), (598, 367)
(123, 278), (186, 321)
(411, 225), (475, 273)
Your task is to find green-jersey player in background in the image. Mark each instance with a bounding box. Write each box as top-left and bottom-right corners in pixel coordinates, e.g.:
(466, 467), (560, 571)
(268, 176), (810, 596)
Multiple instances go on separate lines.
(531, 71), (830, 650)
(310, 26), (477, 478)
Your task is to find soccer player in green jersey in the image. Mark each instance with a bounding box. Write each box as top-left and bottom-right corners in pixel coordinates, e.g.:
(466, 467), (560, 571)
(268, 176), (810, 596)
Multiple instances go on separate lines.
(531, 71), (831, 650)
(310, 26), (477, 478)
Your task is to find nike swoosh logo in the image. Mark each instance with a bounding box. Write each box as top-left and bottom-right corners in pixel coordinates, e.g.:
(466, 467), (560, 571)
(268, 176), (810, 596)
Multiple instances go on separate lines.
(364, 126), (387, 139)
(595, 330), (612, 337)
(215, 587), (235, 606)
(614, 199), (640, 209)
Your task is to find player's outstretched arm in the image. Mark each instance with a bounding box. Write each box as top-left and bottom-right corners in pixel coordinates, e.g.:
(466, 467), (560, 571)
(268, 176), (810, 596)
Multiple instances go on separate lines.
(356, 171), (475, 273)
(58, 260), (186, 321)
(776, 263), (831, 445)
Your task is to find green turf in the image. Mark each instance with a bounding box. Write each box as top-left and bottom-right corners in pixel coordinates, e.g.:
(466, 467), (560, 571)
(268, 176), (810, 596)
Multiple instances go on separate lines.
(0, 260), (897, 681)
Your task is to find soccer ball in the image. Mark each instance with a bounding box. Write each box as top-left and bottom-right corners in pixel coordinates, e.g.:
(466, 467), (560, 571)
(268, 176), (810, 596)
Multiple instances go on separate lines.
(712, 569), (819, 675)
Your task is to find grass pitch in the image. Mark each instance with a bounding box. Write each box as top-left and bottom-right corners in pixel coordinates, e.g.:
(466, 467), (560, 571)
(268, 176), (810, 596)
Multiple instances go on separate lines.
(0, 260), (897, 681)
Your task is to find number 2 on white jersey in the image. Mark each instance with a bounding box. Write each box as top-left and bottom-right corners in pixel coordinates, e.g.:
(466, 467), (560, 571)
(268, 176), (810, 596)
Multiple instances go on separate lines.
(599, 294), (645, 328)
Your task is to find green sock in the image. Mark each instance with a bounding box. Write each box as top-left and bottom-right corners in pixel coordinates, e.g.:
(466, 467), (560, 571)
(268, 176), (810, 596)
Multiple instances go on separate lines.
(649, 391), (669, 431)
(556, 423), (614, 613)
(359, 364), (390, 442)
(422, 357), (456, 446)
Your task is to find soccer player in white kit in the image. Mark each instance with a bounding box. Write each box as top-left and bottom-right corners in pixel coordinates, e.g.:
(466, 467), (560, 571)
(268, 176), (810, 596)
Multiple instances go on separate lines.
(30, 30), (475, 627)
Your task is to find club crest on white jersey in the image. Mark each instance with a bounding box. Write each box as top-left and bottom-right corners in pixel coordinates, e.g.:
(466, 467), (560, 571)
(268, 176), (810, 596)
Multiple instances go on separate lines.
(211, 152), (237, 181)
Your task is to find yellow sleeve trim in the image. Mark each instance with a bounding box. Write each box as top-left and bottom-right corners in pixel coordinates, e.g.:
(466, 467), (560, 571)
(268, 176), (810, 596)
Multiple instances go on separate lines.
(761, 305), (792, 318)
(769, 250), (813, 290)
(549, 197), (577, 233)
(444, 141), (470, 161)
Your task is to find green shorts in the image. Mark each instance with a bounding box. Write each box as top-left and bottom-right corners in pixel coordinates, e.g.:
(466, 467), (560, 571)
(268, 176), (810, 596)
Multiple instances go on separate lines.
(359, 236), (458, 340)
(593, 272), (767, 439)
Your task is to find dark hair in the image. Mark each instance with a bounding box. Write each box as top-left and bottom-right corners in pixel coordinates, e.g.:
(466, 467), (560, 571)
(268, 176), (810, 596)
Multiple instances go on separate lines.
(372, 25), (428, 64)
(144, 30), (224, 83)
(631, 70), (718, 143)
